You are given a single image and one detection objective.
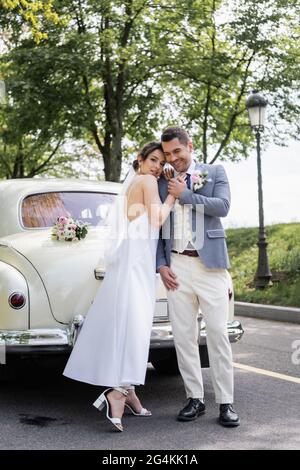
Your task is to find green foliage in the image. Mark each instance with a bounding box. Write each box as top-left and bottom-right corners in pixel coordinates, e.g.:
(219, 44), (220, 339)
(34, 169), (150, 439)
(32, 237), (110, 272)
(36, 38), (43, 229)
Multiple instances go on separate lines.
(75, 222), (88, 240)
(1, 0), (300, 180)
(227, 223), (300, 307)
(0, 36), (86, 177)
(160, 0), (300, 163)
(1, 0), (61, 43)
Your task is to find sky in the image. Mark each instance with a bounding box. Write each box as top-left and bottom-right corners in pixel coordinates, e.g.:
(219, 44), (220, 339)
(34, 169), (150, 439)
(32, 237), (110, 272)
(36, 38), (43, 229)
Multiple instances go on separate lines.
(222, 140), (300, 229)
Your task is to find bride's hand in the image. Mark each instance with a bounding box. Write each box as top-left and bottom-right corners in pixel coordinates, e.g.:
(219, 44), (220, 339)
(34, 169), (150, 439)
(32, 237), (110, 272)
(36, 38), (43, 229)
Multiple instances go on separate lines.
(162, 164), (174, 181)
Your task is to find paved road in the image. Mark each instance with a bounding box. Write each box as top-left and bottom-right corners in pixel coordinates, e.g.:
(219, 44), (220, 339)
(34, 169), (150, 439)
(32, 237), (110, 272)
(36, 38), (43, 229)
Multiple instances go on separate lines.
(0, 316), (299, 450)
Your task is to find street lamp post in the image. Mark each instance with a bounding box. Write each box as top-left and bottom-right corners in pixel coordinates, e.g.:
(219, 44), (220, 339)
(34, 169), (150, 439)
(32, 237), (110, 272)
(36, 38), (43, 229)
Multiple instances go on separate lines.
(0, 80), (6, 104)
(246, 90), (272, 289)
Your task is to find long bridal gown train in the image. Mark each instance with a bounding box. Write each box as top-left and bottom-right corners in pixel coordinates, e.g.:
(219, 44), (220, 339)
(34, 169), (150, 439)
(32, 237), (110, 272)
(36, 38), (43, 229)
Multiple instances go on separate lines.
(63, 210), (158, 387)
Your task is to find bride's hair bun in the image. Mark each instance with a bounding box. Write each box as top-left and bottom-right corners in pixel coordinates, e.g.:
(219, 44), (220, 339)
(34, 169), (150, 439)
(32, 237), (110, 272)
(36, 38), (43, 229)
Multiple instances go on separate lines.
(132, 159), (140, 171)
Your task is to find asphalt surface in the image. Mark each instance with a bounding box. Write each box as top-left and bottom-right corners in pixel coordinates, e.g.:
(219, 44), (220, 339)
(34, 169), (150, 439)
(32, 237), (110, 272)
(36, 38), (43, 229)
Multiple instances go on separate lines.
(0, 316), (299, 450)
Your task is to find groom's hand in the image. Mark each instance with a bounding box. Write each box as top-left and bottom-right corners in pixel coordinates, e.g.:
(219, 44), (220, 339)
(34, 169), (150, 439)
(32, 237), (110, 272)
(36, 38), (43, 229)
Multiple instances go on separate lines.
(168, 178), (186, 199)
(158, 266), (179, 291)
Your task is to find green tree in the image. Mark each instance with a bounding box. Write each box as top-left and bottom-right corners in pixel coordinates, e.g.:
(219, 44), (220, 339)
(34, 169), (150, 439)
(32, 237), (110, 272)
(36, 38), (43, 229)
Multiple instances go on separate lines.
(1, 0), (60, 42)
(0, 32), (85, 178)
(69, 0), (165, 180)
(1, 0), (170, 180)
(161, 0), (300, 163)
(1, 0), (300, 181)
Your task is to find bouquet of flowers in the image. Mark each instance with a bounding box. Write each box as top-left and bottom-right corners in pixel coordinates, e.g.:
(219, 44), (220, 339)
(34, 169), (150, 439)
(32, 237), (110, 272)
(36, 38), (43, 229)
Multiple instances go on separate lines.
(191, 170), (211, 191)
(51, 216), (90, 242)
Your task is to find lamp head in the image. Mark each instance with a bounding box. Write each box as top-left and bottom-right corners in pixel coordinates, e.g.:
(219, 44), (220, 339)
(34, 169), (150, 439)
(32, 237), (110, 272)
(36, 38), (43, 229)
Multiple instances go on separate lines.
(246, 90), (268, 130)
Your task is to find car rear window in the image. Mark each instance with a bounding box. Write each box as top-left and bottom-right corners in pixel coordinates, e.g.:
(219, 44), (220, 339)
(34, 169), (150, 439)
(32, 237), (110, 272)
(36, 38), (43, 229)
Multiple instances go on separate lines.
(21, 192), (116, 228)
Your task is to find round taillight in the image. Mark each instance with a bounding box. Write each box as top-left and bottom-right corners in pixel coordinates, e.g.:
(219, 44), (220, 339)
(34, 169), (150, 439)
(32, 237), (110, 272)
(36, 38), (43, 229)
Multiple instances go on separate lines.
(8, 292), (26, 309)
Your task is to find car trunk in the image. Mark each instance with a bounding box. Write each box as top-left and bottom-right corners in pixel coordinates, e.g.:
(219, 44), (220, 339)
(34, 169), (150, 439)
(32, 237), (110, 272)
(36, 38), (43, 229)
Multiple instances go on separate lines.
(1, 229), (107, 324)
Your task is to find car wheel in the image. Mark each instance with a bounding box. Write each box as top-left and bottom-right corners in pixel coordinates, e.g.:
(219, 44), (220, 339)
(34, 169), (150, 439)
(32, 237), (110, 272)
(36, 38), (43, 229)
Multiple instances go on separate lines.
(199, 345), (210, 368)
(152, 346), (210, 374)
(151, 351), (180, 375)
(0, 364), (17, 382)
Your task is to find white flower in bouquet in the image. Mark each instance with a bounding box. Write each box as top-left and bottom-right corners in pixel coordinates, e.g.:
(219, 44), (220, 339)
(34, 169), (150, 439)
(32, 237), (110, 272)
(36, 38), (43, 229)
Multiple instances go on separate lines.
(51, 216), (90, 242)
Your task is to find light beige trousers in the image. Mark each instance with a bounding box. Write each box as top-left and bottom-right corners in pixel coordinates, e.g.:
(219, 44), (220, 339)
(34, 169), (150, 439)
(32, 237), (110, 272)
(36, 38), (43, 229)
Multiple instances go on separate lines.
(167, 253), (234, 403)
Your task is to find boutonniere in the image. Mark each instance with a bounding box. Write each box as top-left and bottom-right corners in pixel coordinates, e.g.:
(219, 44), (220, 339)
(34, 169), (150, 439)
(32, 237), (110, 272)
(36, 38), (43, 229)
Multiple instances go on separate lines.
(191, 170), (211, 191)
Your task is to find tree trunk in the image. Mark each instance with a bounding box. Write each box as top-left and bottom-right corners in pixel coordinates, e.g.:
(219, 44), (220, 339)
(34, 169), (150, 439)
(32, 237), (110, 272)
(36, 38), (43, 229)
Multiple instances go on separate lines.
(103, 55), (124, 182)
(12, 143), (25, 178)
(102, 121), (122, 181)
(100, 2), (135, 182)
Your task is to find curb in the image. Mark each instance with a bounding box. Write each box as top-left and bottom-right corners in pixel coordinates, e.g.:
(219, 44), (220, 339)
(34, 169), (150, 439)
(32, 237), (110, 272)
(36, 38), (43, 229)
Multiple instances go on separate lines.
(235, 301), (300, 324)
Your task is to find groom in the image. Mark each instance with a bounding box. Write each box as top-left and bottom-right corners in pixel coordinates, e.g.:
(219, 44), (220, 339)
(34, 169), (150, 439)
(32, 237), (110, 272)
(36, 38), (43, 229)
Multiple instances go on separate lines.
(156, 126), (240, 427)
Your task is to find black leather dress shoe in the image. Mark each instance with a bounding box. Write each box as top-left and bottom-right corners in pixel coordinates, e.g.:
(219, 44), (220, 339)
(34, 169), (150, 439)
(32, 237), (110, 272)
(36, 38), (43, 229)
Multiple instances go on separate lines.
(219, 404), (240, 427)
(177, 398), (206, 422)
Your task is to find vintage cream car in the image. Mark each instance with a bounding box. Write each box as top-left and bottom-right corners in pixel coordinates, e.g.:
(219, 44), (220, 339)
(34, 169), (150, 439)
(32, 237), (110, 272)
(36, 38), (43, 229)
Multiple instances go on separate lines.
(0, 178), (243, 374)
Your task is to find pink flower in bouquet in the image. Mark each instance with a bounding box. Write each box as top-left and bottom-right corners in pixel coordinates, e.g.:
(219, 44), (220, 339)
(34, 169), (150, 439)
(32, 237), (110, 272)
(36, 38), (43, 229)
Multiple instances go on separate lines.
(58, 216), (68, 225)
(51, 215), (89, 242)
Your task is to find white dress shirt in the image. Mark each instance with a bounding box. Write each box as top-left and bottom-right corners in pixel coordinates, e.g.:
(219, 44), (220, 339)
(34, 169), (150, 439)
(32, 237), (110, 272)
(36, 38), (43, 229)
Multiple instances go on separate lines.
(172, 160), (197, 253)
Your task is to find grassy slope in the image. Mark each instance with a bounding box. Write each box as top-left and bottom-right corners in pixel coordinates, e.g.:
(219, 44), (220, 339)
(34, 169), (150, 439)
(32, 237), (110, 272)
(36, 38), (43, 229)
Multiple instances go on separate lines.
(226, 223), (300, 308)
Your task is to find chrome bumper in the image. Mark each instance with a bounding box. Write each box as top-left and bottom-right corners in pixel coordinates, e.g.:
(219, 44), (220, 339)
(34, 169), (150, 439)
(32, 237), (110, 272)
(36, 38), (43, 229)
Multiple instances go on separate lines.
(0, 329), (71, 359)
(150, 320), (244, 349)
(199, 319), (245, 344)
(0, 317), (244, 362)
(0, 315), (84, 362)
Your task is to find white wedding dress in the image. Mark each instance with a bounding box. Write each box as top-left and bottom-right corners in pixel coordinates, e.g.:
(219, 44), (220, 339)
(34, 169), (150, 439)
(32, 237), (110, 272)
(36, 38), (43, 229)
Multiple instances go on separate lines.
(63, 196), (159, 387)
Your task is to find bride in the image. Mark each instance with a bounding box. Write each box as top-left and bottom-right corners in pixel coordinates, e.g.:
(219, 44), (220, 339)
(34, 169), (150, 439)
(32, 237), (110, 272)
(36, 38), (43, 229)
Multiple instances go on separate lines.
(63, 141), (176, 432)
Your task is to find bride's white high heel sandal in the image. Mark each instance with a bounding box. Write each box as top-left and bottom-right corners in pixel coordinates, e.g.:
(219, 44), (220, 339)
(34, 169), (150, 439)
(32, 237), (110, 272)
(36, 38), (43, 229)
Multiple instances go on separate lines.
(125, 403), (152, 416)
(93, 387), (128, 432)
(124, 386), (152, 417)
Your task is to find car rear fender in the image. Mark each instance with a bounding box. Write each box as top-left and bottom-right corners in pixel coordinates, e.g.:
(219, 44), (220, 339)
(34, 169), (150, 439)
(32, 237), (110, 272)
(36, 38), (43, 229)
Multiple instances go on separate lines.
(0, 260), (29, 329)
(0, 245), (55, 328)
